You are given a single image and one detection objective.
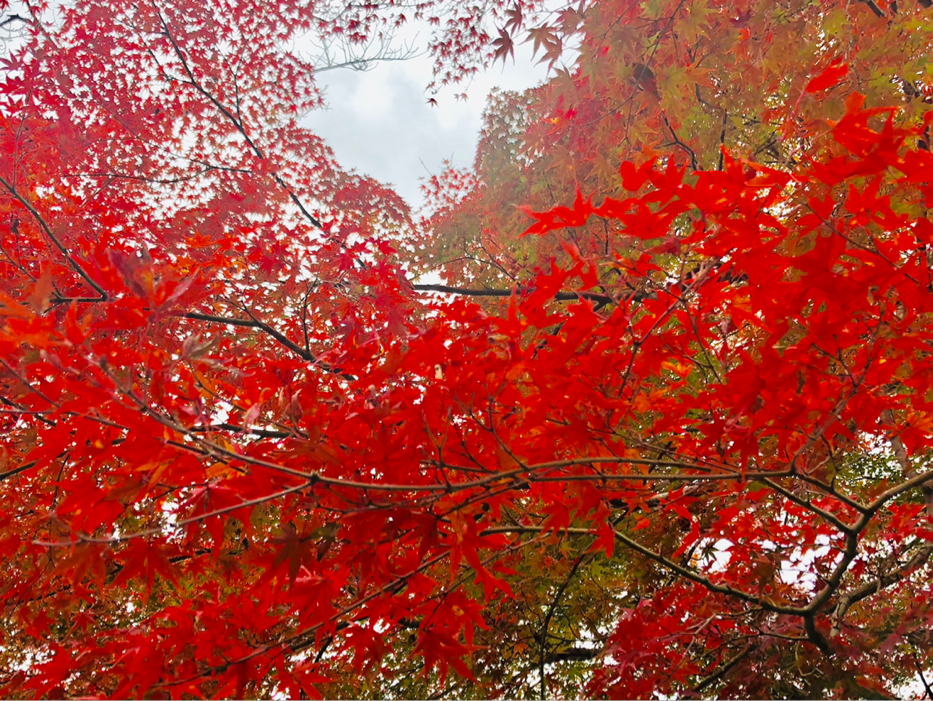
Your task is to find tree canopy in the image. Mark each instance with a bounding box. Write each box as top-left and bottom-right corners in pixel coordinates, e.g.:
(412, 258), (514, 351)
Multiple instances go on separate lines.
(1, 0), (933, 698)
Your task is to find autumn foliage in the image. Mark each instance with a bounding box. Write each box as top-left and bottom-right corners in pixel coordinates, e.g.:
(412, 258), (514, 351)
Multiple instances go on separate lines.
(2, 0), (933, 698)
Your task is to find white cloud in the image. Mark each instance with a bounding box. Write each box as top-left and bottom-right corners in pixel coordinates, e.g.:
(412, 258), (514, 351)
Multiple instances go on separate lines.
(302, 27), (552, 209)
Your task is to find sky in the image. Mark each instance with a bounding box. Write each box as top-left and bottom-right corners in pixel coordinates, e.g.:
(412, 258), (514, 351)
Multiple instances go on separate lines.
(301, 28), (552, 210)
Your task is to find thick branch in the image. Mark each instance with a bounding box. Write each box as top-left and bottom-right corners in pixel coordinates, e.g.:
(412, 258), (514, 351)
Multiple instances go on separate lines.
(188, 423), (292, 439)
(0, 460), (38, 482)
(830, 542), (933, 638)
(759, 476), (854, 534)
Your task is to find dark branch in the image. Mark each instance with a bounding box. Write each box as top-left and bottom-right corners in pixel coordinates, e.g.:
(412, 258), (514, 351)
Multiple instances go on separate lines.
(694, 645), (751, 693)
(412, 283), (613, 304)
(543, 648), (601, 664)
(0, 176), (108, 300)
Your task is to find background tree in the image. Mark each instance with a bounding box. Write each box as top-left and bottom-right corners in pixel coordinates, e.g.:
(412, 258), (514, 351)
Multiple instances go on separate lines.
(1, 0), (933, 699)
(420, 0), (933, 286)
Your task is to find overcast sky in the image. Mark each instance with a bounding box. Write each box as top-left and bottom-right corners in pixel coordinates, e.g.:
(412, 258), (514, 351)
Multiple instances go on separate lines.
(301, 31), (552, 210)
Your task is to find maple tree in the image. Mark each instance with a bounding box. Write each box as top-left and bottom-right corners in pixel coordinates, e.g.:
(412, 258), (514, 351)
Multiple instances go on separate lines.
(2, 0), (933, 698)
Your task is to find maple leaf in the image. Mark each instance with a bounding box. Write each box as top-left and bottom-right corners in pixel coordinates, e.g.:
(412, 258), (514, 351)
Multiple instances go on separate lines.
(26, 267), (54, 313)
(503, 5), (523, 34)
(492, 27), (515, 66)
(525, 24), (562, 69)
(806, 58), (849, 93)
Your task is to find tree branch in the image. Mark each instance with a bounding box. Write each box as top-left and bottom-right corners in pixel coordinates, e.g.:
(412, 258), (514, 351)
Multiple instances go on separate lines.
(830, 542), (933, 638)
(412, 283), (614, 304)
(693, 644), (751, 693)
(182, 311), (350, 378)
(0, 176), (108, 300)
(482, 525), (804, 616)
(539, 552), (591, 699)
